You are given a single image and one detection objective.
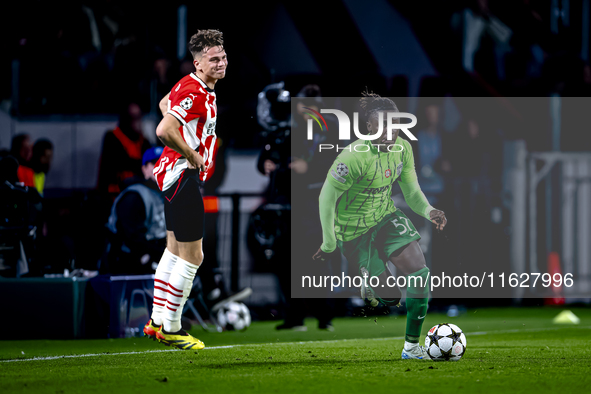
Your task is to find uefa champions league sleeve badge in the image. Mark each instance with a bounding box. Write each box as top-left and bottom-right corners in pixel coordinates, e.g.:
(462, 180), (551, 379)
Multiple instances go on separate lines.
(331, 162), (349, 184)
(180, 97), (193, 110)
(336, 163), (349, 177)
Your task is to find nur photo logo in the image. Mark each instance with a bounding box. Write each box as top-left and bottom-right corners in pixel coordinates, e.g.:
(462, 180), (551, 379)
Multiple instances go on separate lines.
(303, 106), (418, 152)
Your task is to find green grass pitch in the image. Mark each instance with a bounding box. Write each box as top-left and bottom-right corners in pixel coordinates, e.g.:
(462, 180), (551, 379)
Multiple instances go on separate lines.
(1, 307), (590, 393)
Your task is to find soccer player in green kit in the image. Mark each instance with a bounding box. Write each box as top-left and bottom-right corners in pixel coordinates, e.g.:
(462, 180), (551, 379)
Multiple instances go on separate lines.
(313, 93), (447, 360)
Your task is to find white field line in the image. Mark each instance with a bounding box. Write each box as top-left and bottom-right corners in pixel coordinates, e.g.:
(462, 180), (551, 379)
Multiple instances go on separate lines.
(1, 325), (589, 364)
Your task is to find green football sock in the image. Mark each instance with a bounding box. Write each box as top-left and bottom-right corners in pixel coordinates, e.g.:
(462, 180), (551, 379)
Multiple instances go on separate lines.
(404, 267), (430, 343)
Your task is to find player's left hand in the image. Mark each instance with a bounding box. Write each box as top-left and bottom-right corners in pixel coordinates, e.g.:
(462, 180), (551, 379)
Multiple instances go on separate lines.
(187, 151), (206, 171)
(429, 209), (447, 231)
(312, 247), (336, 261)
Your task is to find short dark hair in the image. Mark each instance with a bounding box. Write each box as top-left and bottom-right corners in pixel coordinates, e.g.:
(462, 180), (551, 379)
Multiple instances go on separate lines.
(188, 29), (224, 59)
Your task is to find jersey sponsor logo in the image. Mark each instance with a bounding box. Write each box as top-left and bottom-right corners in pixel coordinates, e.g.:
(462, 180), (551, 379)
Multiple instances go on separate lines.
(336, 162), (349, 177)
(204, 120), (216, 136)
(362, 185), (391, 195)
(175, 83), (181, 92)
(331, 169), (346, 184)
(396, 162), (403, 177)
(385, 168), (391, 178)
(172, 105), (187, 118)
(180, 97), (193, 110)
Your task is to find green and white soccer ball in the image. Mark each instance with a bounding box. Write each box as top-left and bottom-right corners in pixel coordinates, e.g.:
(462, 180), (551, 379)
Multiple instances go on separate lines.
(216, 301), (251, 331)
(425, 323), (467, 361)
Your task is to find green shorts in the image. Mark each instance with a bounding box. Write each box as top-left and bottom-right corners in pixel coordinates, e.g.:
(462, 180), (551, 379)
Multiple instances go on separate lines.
(337, 209), (421, 277)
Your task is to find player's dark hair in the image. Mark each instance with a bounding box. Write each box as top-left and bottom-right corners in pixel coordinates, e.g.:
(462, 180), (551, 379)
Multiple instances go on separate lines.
(359, 91), (398, 121)
(188, 29), (224, 59)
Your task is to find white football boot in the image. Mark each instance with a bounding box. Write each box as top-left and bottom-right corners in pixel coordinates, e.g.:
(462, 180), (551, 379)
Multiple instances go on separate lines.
(401, 343), (431, 360)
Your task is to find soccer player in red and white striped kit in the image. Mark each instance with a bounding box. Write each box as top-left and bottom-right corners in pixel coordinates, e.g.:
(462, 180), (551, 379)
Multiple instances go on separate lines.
(143, 29), (227, 350)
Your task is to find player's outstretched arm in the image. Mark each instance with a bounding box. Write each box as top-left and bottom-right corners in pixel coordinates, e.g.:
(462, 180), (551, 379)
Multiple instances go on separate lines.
(398, 172), (447, 231)
(312, 181), (345, 261)
(398, 140), (446, 231)
(159, 93), (171, 117)
(399, 179), (446, 230)
(156, 114), (205, 171)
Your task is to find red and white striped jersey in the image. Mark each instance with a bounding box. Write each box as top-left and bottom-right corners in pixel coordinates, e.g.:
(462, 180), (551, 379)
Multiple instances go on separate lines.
(154, 73), (218, 191)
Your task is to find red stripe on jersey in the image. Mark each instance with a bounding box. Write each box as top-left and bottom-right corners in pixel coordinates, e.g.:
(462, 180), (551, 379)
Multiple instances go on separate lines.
(154, 296), (167, 302)
(168, 301), (181, 307)
(154, 279), (168, 286)
(154, 302), (166, 307)
(153, 73), (218, 191)
(166, 306), (177, 312)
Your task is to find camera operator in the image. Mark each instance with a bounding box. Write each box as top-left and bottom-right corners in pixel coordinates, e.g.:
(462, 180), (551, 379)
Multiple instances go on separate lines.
(250, 83), (338, 331)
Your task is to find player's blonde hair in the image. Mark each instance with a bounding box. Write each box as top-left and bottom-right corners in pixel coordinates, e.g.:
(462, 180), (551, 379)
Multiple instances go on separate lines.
(188, 29), (224, 59)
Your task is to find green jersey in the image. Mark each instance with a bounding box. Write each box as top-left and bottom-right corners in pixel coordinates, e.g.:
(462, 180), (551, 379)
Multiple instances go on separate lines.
(325, 138), (420, 242)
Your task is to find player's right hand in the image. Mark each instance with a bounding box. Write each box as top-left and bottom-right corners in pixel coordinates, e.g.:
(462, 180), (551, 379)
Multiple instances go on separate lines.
(187, 151), (206, 171)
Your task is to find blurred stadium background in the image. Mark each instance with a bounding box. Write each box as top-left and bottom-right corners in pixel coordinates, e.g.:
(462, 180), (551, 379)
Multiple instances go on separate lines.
(1, 0), (590, 339)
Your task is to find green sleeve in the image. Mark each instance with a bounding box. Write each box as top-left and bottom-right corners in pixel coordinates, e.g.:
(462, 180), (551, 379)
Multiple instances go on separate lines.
(398, 140), (435, 220)
(325, 150), (361, 191)
(319, 180), (346, 253)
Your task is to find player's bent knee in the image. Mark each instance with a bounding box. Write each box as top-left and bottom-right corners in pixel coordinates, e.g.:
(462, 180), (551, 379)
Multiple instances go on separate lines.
(389, 240), (426, 275)
(179, 252), (202, 266)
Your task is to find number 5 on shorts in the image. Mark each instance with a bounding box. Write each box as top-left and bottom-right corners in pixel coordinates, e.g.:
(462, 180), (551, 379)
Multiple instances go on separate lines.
(391, 218), (418, 237)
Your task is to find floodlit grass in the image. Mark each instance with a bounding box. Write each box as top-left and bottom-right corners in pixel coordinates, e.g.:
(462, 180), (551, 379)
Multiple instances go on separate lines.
(1, 307), (590, 393)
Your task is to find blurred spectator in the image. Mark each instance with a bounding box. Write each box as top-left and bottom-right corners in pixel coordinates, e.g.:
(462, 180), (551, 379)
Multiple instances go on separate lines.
(179, 58), (195, 77)
(452, 117), (492, 179)
(291, 84), (345, 173)
(502, 0), (549, 82)
(199, 134), (232, 310)
(10, 134), (32, 164)
(0, 150), (42, 277)
(10, 133), (35, 188)
(248, 82), (292, 320)
(415, 101), (453, 205)
(151, 54), (175, 109)
(450, 117), (495, 247)
(251, 83), (337, 330)
(101, 146), (166, 275)
(448, 114), (505, 278)
(29, 139), (54, 196)
(277, 84), (338, 331)
(112, 23), (147, 110)
(452, 0), (513, 81)
(256, 82), (292, 203)
(97, 102), (151, 197)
